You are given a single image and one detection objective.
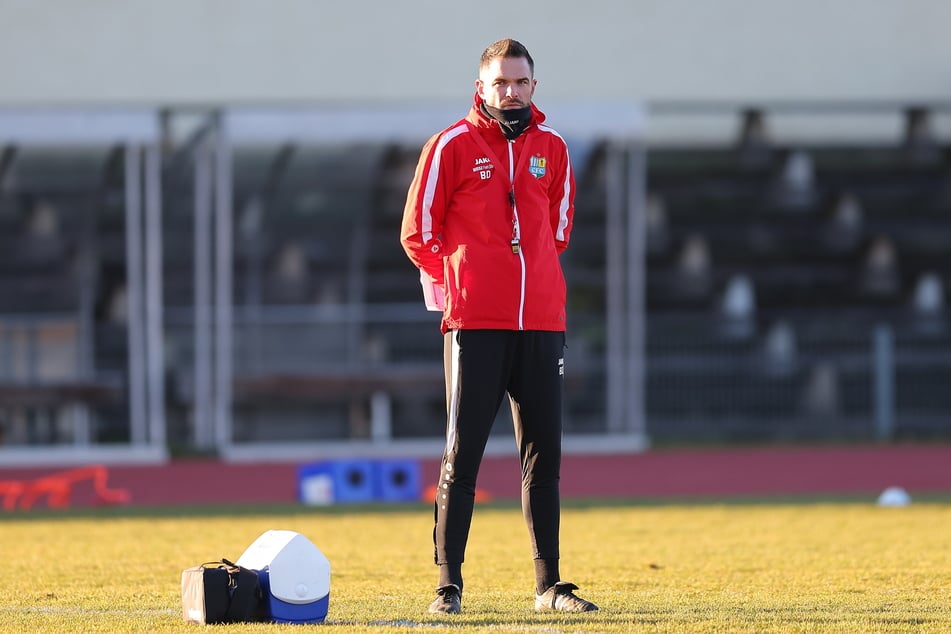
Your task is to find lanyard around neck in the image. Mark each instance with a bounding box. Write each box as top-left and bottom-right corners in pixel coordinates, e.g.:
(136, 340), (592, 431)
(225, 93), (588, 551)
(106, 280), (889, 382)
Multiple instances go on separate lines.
(466, 122), (533, 253)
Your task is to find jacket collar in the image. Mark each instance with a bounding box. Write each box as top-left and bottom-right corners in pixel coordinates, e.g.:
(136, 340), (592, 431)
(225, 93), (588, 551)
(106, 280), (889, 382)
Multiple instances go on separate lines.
(467, 91), (546, 134)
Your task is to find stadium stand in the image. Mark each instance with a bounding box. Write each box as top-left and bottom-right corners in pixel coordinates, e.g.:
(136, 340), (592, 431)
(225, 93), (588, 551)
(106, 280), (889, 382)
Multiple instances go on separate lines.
(0, 148), (124, 447)
(642, 108), (951, 441)
(1, 104), (948, 453)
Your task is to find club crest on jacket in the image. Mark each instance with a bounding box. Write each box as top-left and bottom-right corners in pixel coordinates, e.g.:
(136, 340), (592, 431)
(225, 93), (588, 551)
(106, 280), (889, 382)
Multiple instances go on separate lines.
(529, 155), (547, 178)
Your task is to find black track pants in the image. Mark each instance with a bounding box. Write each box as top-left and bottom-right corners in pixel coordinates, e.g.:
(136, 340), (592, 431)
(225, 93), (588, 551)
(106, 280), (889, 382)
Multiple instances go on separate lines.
(433, 329), (565, 565)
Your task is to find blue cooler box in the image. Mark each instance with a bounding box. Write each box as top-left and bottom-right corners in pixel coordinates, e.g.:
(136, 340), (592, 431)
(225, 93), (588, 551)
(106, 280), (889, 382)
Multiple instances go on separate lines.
(236, 530), (331, 624)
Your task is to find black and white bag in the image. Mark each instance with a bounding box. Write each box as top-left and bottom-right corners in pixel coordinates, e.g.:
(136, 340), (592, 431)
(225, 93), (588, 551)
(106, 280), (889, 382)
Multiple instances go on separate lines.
(181, 558), (264, 624)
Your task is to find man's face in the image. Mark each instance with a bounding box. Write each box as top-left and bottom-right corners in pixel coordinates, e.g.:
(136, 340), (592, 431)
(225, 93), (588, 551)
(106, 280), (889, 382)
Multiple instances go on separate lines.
(476, 56), (536, 110)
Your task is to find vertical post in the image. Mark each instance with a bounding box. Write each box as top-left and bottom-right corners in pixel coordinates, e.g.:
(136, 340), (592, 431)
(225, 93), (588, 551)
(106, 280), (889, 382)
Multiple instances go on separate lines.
(213, 117), (234, 449)
(604, 143), (626, 433)
(75, 204), (97, 446)
(873, 324), (895, 441)
(144, 144), (166, 447)
(370, 391), (392, 442)
(124, 145), (147, 446)
(193, 139), (214, 448)
(626, 141), (649, 446)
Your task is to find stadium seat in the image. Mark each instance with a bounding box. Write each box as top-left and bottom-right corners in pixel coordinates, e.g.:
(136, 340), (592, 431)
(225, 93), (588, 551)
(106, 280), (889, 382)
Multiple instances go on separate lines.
(911, 271), (945, 315)
(771, 149), (817, 210)
(760, 320), (798, 377)
(909, 270), (946, 335)
(799, 361), (841, 419)
(857, 234), (901, 300)
(902, 106), (940, 164)
(673, 233), (714, 302)
(822, 191), (865, 253)
(645, 193), (671, 256)
(718, 273), (757, 339)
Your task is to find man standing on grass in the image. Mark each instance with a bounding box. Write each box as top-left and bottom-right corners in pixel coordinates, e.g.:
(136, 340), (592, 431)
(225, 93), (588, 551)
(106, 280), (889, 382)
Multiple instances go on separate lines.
(400, 37), (598, 615)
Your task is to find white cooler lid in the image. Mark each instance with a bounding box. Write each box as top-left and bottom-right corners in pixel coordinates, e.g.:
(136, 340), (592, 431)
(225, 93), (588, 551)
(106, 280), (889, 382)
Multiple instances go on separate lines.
(236, 530), (331, 604)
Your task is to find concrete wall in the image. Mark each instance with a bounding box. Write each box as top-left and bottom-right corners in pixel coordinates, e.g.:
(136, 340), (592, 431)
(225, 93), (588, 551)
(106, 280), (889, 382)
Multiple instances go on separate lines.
(1, 0), (949, 106)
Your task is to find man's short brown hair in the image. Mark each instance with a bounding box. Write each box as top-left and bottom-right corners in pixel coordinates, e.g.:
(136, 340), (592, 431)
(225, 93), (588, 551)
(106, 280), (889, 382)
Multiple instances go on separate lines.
(480, 38), (534, 75)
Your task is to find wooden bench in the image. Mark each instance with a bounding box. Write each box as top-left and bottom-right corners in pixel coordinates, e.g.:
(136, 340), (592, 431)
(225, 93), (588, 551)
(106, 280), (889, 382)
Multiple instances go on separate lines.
(231, 363), (444, 402)
(227, 363), (445, 440)
(1, 315), (123, 444)
(0, 380), (121, 408)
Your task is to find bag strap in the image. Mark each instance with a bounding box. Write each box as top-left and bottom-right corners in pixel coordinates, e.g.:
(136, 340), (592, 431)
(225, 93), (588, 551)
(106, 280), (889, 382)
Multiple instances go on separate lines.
(213, 558), (261, 621)
(218, 558), (240, 572)
(196, 560), (226, 569)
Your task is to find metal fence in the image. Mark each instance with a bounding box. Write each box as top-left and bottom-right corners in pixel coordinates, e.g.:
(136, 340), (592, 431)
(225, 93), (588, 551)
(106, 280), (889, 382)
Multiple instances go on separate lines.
(1, 103), (949, 465)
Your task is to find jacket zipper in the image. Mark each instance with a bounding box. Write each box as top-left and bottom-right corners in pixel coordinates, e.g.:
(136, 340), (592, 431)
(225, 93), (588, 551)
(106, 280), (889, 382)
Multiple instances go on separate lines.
(508, 140), (526, 331)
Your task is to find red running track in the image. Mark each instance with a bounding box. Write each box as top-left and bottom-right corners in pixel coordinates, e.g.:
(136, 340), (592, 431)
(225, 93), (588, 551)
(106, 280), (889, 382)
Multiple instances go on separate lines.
(1, 443), (949, 509)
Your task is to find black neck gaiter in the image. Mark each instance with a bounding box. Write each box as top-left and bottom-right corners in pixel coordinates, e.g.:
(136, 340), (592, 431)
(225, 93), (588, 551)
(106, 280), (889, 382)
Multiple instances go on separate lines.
(481, 103), (532, 140)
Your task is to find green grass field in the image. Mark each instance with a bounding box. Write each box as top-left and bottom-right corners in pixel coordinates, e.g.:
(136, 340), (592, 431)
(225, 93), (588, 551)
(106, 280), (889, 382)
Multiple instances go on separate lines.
(1, 500), (949, 633)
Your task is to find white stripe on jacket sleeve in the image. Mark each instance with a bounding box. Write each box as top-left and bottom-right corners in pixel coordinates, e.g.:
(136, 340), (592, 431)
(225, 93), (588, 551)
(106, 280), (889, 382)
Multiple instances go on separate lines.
(538, 124), (572, 242)
(421, 123), (468, 243)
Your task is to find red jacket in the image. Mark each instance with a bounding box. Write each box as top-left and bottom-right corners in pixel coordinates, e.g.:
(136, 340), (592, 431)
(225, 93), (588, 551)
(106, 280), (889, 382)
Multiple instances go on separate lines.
(401, 94), (575, 333)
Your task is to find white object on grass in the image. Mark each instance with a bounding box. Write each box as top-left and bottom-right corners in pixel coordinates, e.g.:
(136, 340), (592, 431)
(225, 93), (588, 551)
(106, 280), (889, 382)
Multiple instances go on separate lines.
(877, 486), (911, 507)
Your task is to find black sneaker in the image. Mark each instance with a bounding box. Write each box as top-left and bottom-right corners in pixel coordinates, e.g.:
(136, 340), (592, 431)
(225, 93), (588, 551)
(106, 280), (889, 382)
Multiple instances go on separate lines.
(428, 583), (462, 614)
(534, 581), (598, 612)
